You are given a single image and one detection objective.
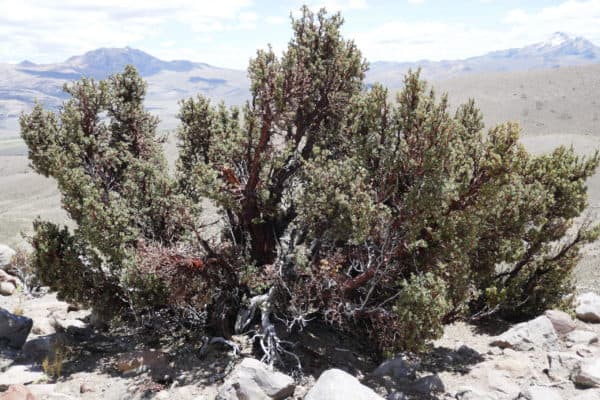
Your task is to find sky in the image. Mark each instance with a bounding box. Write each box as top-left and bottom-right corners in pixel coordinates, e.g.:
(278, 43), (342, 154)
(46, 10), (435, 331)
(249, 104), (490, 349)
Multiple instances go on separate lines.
(2, 0), (600, 69)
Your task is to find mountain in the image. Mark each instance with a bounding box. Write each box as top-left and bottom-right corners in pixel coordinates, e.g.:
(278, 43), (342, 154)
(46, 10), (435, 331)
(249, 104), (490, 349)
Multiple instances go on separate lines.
(367, 32), (600, 87)
(0, 48), (248, 138)
(1, 32), (600, 138)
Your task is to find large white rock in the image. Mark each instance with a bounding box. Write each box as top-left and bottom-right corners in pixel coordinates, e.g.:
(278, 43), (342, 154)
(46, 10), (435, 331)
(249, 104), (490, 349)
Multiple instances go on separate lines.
(566, 330), (599, 345)
(217, 358), (295, 400)
(547, 352), (582, 381)
(0, 245), (16, 269)
(572, 357), (600, 387)
(571, 389), (600, 400)
(489, 316), (559, 351)
(575, 292), (600, 323)
(520, 385), (563, 400)
(304, 369), (384, 400)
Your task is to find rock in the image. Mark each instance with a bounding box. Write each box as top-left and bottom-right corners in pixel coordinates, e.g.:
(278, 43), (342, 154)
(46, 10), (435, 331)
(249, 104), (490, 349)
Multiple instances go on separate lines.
(468, 364), (521, 399)
(0, 308), (33, 348)
(114, 350), (171, 377)
(566, 330), (599, 345)
(372, 356), (417, 381)
(27, 384), (58, 398)
(575, 293), (600, 323)
(0, 269), (21, 287)
(547, 352), (582, 381)
(492, 352), (535, 378)
(0, 365), (45, 386)
(572, 357), (600, 387)
(79, 383), (93, 393)
(407, 374), (444, 395)
(0, 282), (16, 296)
(22, 336), (52, 360)
(31, 318), (56, 336)
(455, 388), (497, 400)
(544, 309), (577, 335)
(0, 245), (16, 269)
(89, 310), (109, 331)
(304, 369), (384, 400)
(217, 358), (295, 400)
(53, 318), (88, 331)
(520, 385), (563, 400)
(489, 316), (559, 351)
(571, 389), (600, 399)
(0, 385), (36, 400)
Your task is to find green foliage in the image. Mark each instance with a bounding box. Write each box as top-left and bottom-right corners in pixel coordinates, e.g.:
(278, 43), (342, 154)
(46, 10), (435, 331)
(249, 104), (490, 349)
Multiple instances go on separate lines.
(21, 6), (600, 356)
(392, 273), (450, 353)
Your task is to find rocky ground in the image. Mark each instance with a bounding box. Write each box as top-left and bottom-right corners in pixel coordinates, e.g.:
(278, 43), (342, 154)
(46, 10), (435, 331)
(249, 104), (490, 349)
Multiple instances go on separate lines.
(3, 244), (600, 400)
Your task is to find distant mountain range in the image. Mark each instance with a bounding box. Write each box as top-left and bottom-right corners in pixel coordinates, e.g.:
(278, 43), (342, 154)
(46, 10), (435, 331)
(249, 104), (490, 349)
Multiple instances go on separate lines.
(1, 32), (599, 138)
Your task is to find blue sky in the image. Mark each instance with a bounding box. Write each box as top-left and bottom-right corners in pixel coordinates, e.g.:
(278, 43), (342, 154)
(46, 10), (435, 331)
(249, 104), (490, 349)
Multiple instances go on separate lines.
(1, 0), (600, 68)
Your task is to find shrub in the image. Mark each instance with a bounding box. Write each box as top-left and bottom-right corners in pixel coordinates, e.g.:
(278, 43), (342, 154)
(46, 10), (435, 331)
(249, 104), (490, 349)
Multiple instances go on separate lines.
(21, 6), (599, 359)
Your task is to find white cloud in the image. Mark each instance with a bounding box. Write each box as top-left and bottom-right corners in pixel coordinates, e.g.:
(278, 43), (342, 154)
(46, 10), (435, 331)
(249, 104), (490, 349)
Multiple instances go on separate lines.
(408, 0), (425, 5)
(355, 0), (600, 63)
(0, 0), (255, 63)
(266, 15), (287, 25)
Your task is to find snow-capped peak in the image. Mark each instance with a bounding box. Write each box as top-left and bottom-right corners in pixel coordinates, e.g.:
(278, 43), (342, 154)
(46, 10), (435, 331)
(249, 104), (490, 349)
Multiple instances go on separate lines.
(543, 32), (572, 47)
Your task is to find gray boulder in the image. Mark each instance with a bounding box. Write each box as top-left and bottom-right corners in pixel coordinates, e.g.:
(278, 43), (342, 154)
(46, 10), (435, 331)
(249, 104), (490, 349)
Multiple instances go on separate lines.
(372, 356), (417, 381)
(305, 369), (384, 400)
(544, 309), (577, 335)
(217, 358), (295, 400)
(572, 357), (600, 387)
(0, 308), (33, 349)
(407, 374), (444, 395)
(0, 244), (15, 268)
(490, 315), (559, 351)
(575, 292), (600, 323)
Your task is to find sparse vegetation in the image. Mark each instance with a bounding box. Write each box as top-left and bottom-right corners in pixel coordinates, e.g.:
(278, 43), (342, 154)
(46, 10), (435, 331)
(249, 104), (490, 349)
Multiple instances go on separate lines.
(19, 6), (600, 361)
(42, 340), (67, 380)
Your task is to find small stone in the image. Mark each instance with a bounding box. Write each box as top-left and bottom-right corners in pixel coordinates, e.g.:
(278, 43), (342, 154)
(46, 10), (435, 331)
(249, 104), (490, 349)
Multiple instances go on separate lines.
(217, 358), (295, 400)
(490, 316), (559, 351)
(304, 369), (384, 400)
(572, 357), (600, 387)
(455, 387), (497, 400)
(544, 309), (577, 335)
(566, 330), (599, 345)
(575, 293), (600, 323)
(0, 245), (16, 269)
(80, 383), (93, 394)
(0, 308), (33, 348)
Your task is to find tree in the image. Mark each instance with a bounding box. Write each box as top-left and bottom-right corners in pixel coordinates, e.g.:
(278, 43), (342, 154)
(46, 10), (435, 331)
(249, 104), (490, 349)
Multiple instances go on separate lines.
(22, 6), (600, 361)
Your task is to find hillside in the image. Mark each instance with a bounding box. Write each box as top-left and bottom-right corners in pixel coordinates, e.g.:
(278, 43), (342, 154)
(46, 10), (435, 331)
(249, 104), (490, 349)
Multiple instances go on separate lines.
(1, 32), (600, 138)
